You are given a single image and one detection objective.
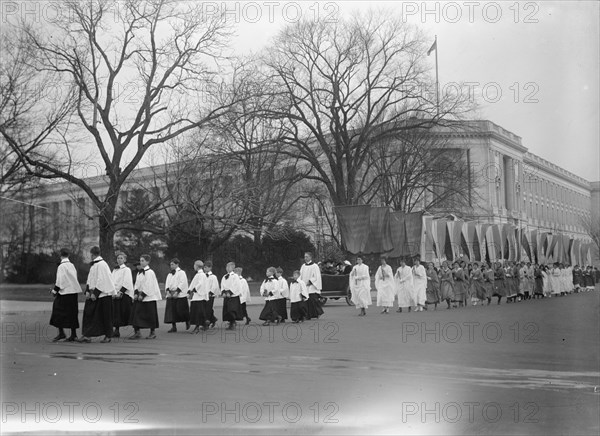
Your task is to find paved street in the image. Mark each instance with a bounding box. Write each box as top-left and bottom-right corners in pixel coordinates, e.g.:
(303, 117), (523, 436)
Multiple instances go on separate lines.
(1, 290), (599, 435)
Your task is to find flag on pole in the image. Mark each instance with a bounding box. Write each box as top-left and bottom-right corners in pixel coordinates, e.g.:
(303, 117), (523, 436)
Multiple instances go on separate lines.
(427, 40), (437, 56)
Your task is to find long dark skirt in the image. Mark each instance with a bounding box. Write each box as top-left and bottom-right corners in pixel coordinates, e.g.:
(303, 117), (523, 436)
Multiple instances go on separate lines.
(240, 302), (249, 319)
(164, 297), (190, 323)
(471, 281), (487, 300)
(482, 281), (494, 299)
(306, 293), (324, 319)
(274, 298), (288, 320)
(453, 281), (467, 301)
(113, 294), (133, 327)
(290, 301), (307, 321)
(223, 296), (243, 323)
(130, 300), (159, 329)
(82, 296), (113, 338)
(259, 301), (280, 322)
(534, 278), (544, 295)
(207, 296), (218, 324)
(50, 293), (80, 329)
(190, 300), (209, 326)
(493, 279), (507, 297)
(426, 283), (440, 304)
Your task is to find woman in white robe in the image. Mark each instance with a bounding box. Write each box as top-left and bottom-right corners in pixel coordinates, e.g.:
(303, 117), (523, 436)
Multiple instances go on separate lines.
(395, 259), (415, 312)
(412, 257), (427, 311)
(375, 257), (395, 314)
(350, 256), (372, 316)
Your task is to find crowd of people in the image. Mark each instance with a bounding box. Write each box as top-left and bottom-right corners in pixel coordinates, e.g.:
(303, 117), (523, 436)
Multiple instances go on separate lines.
(48, 248), (326, 342)
(48, 246), (599, 342)
(349, 255), (600, 315)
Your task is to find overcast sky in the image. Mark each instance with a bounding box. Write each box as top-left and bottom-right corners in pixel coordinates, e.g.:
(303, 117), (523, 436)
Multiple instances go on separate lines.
(228, 0), (600, 182)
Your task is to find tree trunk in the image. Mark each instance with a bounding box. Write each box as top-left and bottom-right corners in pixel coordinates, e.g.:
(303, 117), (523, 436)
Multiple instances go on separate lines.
(99, 215), (115, 258)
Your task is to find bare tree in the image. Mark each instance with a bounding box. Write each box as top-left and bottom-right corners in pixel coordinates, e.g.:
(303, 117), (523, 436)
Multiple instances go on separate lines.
(6, 0), (239, 254)
(207, 62), (313, 247)
(579, 213), (600, 257)
(263, 10), (474, 208)
(360, 125), (478, 213)
(0, 28), (75, 198)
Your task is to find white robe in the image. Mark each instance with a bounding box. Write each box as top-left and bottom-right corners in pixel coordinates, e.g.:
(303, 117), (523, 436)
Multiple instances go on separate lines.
(289, 279), (309, 303)
(350, 263), (372, 309)
(260, 277), (280, 300)
(55, 259), (81, 295)
(189, 271), (208, 301)
(395, 265), (415, 307)
(300, 262), (322, 294)
(112, 264), (134, 298)
(412, 264), (427, 306)
(165, 267), (189, 299)
(239, 277), (251, 304)
(549, 268), (561, 294)
(87, 256), (116, 298)
(134, 267), (162, 302)
(277, 277), (289, 299)
(205, 272), (220, 297)
(375, 265), (395, 307)
(221, 272), (241, 297)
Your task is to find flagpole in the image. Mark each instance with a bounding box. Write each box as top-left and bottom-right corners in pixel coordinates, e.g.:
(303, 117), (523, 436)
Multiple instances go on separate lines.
(434, 35), (439, 116)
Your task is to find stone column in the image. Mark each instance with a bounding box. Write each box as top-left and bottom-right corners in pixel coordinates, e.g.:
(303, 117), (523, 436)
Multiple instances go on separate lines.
(503, 155), (515, 211)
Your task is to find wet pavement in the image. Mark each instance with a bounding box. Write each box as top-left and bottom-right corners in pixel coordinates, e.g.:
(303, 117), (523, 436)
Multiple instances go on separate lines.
(1, 290), (599, 434)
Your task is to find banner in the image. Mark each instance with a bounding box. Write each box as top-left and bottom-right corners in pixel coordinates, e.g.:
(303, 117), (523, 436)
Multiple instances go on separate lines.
(363, 207), (394, 254)
(334, 205), (371, 254)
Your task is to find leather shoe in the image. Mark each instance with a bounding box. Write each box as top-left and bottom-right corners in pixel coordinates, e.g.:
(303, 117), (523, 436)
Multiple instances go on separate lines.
(52, 333), (66, 342)
(186, 322), (190, 330)
(167, 327), (177, 333)
(65, 336), (77, 342)
(78, 337), (91, 343)
(127, 334), (141, 340)
(146, 333), (157, 339)
(245, 318), (251, 325)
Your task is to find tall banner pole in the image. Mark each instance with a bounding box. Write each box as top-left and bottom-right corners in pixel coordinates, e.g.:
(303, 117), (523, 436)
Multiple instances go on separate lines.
(435, 35), (439, 116)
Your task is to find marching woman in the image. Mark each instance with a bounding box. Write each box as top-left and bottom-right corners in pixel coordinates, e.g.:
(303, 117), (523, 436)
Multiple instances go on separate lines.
(469, 262), (487, 306)
(584, 266), (596, 291)
(128, 254), (161, 340)
(164, 258), (190, 333)
(350, 255), (372, 316)
(300, 252), (324, 320)
(549, 263), (561, 297)
(504, 262), (517, 303)
(274, 267), (289, 322)
(79, 246), (115, 343)
(425, 262), (440, 310)
(542, 265), (551, 297)
(572, 265), (583, 292)
(289, 270), (309, 322)
(203, 261), (220, 328)
(482, 263), (494, 305)
(49, 248), (82, 342)
(188, 260), (209, 333)
(452, 262), (468, 308)
(235, 267), (252, 325)
(259, 267), (282, 326)
(111, 252), (134, 338)
(493, 261), (507, 304)
(439, 261), (455, 309)
(375, 256), (395, 314)
(220, 262), (243, 330)
(412, 257), (427, 312)
(533, 264), (545, 298)
(395, 258), (414, 313)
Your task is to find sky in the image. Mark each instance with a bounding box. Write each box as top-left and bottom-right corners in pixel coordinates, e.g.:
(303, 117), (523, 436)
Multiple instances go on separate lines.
(226, 0), (600, 182)
(2, 1), (598, 182)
